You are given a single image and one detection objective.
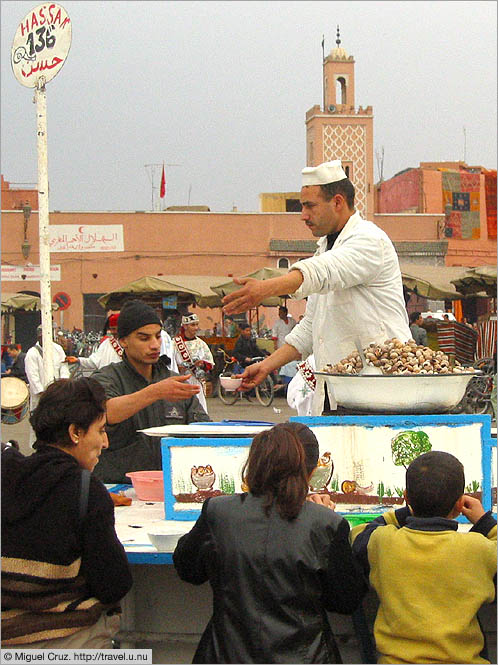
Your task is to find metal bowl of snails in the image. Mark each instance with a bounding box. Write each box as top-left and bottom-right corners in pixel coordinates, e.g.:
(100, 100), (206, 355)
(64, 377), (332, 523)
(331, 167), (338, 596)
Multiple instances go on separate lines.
(316, 338), (479, 413)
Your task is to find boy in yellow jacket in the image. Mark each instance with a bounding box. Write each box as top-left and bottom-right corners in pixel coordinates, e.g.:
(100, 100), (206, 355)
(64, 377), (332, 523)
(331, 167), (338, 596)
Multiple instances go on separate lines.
(352, 451), (496, 664)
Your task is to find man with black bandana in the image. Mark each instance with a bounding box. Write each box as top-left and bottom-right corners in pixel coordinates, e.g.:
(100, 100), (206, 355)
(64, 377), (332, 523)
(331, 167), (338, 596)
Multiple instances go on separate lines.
(222, 160), (411, 414)
(92, 300), (210, 483)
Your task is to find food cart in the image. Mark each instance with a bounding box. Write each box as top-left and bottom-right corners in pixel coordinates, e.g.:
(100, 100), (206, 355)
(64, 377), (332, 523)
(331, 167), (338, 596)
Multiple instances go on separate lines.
(108, 328), (497, 661)
(111, 401), (495, 660)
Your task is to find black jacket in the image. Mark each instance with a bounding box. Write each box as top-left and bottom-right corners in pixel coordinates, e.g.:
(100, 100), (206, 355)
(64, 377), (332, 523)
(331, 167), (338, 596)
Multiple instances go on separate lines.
(1, 446), (132, 645)
(233, 335), (268, 367)
(7, 352), (27, 381)
(92, 355), (211, 483)
(174, 494), (367, 663)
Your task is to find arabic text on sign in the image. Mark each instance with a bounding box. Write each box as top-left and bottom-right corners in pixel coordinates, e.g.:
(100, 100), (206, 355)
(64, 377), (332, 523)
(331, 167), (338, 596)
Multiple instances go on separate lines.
(19, 5), (70, 37)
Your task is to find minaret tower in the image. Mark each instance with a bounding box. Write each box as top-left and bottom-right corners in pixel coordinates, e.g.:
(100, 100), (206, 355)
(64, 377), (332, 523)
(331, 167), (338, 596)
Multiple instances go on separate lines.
(305, 27), (374, 218)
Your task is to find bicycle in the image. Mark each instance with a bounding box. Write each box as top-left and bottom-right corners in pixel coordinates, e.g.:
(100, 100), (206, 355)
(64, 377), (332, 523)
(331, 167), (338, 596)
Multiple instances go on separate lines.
(215, 349), (275, 407)
(451, 357), (495, 416)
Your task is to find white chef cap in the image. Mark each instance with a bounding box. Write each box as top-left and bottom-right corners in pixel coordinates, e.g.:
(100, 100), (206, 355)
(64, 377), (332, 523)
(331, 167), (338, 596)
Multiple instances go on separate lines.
(301, 160), (348, 187)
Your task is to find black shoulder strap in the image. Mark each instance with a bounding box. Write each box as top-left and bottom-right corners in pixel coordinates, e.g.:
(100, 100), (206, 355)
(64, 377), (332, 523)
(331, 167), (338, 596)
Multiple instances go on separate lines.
(79, 469), (91, 521)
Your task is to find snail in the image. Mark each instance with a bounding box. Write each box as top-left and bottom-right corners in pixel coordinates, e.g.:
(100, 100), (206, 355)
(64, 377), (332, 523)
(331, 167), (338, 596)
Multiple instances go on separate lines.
(323, 338), (475, 377)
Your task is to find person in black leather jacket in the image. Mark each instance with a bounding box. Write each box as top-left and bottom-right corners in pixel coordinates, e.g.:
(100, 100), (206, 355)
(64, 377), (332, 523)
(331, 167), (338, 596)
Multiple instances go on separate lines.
(232, 323), (269, 368)
(173, 422), (367, 663)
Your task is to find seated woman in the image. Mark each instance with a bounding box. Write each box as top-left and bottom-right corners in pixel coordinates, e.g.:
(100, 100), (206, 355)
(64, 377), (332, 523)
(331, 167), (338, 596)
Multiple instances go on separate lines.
(173, 422), (367, 663)
(1, 378), (133, 649)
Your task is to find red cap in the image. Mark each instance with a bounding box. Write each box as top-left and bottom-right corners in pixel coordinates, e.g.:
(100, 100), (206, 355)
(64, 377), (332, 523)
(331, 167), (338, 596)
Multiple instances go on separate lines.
(108, 313), (119, 327)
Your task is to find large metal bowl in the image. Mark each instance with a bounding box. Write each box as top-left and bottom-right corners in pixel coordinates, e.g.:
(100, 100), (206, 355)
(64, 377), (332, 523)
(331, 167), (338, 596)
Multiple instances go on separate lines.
(314, 372), (478, 413)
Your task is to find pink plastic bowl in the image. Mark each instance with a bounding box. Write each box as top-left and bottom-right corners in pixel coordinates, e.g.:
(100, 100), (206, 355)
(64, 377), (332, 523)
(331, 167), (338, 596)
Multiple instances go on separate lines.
(125, 471), (164, 501)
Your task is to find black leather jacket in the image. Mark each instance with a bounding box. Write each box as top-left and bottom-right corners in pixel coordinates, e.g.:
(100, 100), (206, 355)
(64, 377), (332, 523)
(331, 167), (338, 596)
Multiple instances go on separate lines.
(174, 493), (367, 663)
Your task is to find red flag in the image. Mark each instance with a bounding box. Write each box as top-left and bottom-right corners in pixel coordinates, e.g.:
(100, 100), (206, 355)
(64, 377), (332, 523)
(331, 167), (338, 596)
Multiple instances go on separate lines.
(160, 164), (166, 198)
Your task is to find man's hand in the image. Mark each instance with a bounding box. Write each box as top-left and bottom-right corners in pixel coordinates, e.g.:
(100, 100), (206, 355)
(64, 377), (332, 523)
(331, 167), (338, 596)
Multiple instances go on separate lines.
(65, 356), (79, 364)
(236, 362), (270, 390)
(461, 495), (486, 524)
(306, 493), (336, 511)
(152, 374), (201, 401)
(222, 278), (269, 315)
(222, 271), (304, 316)
(106, 375), (201, 426)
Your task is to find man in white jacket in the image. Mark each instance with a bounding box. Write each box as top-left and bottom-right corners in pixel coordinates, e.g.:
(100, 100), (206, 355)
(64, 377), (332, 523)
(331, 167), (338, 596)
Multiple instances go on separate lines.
(172, 313), (213, 413)
(222, 160), (411, 414)
(24, 326), (70, 446)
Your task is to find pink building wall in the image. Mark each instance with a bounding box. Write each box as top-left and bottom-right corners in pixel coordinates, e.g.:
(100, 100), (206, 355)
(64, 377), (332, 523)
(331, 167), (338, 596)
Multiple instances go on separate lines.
(377, 169), (420, 213)
(421, 169), (443, 213)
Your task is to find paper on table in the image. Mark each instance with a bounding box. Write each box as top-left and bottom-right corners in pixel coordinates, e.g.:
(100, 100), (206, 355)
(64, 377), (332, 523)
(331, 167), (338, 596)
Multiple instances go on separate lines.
(138, 424), (273, 437)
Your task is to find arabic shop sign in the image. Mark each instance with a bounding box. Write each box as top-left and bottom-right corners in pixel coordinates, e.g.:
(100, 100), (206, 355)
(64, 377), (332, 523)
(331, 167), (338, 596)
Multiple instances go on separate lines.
(49, 225), (125, 252)
(11, 3), (71, 88)
(2, 264), (61, 281)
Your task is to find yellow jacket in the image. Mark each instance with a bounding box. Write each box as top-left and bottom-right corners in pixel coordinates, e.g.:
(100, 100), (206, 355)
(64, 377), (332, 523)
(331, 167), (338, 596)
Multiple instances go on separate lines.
(352, 508), (497, 664)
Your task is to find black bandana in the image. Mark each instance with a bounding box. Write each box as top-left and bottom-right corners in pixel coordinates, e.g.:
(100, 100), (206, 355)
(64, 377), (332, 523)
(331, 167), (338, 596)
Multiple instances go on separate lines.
(117, 300), (161, 339)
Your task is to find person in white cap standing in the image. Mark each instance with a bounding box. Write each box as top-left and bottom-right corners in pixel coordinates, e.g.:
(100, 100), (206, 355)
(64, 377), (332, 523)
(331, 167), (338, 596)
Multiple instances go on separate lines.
(173, 313), (214, 413)
(24, 325), (70, 447)
(222, 160), (411, 414)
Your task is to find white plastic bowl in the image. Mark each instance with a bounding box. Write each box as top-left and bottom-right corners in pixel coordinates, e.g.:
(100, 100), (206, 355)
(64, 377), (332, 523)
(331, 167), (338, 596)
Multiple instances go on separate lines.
(219, 376), (242, 391)
(147, 531), (186, 551)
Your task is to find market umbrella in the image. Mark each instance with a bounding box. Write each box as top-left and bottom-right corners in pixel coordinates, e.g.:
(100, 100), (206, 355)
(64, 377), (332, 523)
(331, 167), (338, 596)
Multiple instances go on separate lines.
(450, 266), (497, 297)
(399, 263), (470, 300)
(1, 292), (43, 312)
(153, 275), (229, 308)
(97, 275), (203, 310)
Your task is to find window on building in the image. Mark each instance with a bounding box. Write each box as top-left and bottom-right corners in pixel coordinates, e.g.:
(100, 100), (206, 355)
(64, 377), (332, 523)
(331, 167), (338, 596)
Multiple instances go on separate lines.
(285, 199), (302, 212)
(342, 162), (353, 180)
(83, 294), (107, 333)
(278, 257), (290, 269)
(336, 77), (346, 104)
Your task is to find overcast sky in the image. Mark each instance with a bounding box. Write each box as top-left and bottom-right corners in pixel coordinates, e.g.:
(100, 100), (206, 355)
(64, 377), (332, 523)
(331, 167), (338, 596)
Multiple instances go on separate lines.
(1, 1), (496, 213)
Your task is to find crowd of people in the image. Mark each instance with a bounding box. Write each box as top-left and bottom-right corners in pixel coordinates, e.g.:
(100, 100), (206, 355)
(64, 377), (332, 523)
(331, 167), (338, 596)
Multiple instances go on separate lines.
(2, 159), (496, 661)
(2, 399), (496, 661)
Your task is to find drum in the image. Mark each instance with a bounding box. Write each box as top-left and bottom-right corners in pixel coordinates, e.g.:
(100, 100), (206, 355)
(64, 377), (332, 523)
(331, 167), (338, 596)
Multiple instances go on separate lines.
(1, 377), (29, 424)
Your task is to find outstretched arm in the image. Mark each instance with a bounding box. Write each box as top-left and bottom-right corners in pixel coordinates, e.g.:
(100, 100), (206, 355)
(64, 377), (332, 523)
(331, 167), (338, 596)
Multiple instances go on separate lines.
(238, 343), (301, 390)
(222, 272), (304, 315)
(105, 375), (201, 425)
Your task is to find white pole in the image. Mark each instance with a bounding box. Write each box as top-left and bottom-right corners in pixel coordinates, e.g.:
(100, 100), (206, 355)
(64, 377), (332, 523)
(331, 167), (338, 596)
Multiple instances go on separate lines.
(36, 76), (55, 386)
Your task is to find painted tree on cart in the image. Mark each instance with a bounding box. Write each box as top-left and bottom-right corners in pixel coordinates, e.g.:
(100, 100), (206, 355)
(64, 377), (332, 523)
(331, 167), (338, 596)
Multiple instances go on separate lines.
(391, 430), (432, 469)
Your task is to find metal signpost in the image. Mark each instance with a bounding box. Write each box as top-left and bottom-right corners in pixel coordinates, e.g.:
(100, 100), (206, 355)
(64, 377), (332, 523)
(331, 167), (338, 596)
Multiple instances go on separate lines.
(11, 3), (72, 386)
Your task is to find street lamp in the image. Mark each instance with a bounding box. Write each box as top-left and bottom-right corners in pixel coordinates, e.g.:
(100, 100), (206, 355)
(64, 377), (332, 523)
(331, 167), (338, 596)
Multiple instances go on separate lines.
(22, 202), (31, 258)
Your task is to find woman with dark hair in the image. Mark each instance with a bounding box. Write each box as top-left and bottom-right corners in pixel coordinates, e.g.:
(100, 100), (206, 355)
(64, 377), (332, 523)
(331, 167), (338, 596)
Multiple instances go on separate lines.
(1, 378), (132, 648)
(173, 422), (367, 663)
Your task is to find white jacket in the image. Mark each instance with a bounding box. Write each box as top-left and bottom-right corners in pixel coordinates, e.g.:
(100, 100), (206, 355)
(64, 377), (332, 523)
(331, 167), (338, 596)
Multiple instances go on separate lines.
(160, 329), (178, 373)
(285, 212), (410, 411)
(287, 354), (316, 417)
(78, 337), (123, 371)
(25, 342), (70, 408)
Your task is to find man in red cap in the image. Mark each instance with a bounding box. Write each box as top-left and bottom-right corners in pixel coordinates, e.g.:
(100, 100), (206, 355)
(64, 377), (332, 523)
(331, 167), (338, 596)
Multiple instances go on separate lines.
(67, 312), (124, 371)
(173, 313), (213, 413)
